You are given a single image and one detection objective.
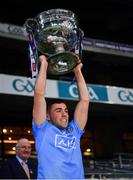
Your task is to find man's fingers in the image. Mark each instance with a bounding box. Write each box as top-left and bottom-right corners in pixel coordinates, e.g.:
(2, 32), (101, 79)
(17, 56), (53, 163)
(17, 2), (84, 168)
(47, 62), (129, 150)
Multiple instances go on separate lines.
(39, 55), (47, 62)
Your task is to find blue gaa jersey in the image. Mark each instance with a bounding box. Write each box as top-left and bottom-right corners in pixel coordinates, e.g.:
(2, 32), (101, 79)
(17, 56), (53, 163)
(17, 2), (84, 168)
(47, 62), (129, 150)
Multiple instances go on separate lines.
(32, 119), (85, 179)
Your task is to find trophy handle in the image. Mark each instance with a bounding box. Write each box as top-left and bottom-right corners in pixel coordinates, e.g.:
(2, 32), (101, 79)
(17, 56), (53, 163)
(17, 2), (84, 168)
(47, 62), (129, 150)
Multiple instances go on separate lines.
(24, 18), (39, 33)
(74, 28), (84, 59)
(79, 28), (84, 39)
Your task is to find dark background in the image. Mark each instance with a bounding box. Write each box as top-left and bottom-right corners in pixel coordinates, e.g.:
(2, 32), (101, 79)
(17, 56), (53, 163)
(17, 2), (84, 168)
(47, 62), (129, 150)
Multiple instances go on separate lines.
(1, 0), (133, 45)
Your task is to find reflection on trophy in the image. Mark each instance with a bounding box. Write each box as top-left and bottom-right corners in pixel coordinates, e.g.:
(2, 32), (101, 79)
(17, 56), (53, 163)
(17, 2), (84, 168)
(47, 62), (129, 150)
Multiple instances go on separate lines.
(24, 9), (84, 76)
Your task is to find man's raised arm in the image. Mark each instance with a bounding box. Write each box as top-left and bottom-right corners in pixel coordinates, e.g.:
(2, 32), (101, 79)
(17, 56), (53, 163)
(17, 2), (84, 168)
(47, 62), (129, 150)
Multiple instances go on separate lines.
(74, 62), (90, 130)
(33, 55), (48, 125)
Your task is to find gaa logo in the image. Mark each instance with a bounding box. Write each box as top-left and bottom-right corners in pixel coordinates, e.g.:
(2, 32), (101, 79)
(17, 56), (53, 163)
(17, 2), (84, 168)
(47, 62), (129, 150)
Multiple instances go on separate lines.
(8, 25), (24, 35)
(13, 79), (34, 93)
(118, 90), (133, 103)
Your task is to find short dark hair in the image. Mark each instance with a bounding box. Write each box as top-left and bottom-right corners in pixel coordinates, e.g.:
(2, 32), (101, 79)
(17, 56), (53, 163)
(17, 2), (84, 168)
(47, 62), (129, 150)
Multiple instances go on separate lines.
(46, 99), (68, 113)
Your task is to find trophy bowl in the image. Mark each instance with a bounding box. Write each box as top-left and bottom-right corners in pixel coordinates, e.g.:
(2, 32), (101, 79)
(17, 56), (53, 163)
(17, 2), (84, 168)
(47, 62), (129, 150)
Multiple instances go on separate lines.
(24, 9), (84, 75)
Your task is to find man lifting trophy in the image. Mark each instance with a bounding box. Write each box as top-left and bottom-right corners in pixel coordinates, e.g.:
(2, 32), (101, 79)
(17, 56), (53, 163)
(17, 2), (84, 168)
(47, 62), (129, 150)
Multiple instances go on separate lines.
(24, 9), (84, 77)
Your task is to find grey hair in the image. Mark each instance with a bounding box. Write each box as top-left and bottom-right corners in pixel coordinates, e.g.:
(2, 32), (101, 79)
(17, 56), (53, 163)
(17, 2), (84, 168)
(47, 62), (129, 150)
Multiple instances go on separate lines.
(15, 138), (30, 149)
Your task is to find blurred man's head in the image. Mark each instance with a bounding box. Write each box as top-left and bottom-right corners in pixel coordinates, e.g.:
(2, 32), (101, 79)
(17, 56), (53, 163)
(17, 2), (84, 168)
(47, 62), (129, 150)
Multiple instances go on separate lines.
(16, 138), (31, 161)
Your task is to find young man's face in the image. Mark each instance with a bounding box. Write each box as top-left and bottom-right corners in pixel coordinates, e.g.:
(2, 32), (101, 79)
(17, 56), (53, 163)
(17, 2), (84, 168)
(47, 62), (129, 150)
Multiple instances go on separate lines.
(48, 103), (69, 129)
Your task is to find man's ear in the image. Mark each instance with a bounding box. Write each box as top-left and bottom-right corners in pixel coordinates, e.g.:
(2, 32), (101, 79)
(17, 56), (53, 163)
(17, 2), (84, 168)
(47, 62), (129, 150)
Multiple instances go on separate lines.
(46, 113), (50, 120)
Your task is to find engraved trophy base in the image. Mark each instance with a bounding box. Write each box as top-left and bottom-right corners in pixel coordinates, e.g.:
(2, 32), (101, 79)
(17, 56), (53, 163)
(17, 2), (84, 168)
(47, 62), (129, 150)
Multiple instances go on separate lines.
(48, 52), (79, 75)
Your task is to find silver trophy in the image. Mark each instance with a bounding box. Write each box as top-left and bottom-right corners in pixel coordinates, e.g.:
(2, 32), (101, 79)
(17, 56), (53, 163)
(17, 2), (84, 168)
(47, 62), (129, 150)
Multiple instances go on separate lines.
(24, 9), (84, 76)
